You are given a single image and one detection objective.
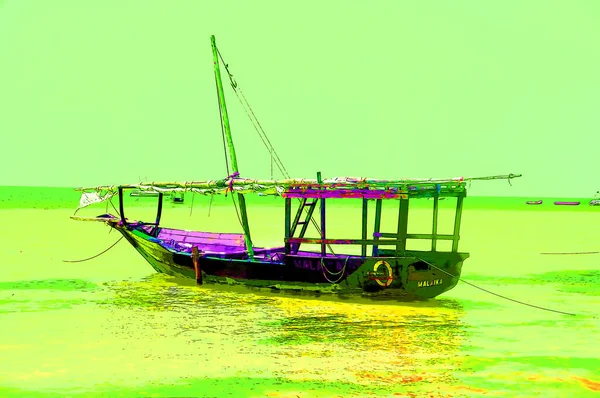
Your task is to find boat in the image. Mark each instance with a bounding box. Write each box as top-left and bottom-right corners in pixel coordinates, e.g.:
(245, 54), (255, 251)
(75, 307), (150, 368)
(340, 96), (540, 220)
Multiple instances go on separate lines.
(171, 192), (185, 204)
(554, 201), (580, 206)
(526, 200), (543, 205)
(590, 200), (600, 206)
(70, 35), (522, 300)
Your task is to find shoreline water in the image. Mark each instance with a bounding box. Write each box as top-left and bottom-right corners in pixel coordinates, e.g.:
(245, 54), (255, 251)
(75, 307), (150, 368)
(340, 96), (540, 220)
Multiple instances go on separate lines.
(1, 197), (599, 396)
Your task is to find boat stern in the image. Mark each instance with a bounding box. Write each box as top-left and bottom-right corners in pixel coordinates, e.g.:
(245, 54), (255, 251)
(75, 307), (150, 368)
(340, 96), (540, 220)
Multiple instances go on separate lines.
(343, 252), (468, 299)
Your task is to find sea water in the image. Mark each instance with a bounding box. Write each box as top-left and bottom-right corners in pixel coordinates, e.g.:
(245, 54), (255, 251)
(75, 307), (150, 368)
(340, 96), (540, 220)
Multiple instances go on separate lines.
(0, 187), (599, 397)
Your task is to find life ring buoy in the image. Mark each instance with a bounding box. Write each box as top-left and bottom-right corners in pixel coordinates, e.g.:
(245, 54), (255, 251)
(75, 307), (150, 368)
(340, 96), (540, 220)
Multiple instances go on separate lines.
(373, 260), (393, 287)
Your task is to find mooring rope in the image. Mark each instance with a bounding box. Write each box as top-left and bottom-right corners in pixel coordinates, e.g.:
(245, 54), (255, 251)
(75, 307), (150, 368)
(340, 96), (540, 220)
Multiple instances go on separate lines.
(417, 258), (578, 316)
(216, 47), (335, 256)
(207, 193), (213, 217)
(189, 190), (196, 217)
(62, 236), (124, 263)
(540, 251), (599, 255)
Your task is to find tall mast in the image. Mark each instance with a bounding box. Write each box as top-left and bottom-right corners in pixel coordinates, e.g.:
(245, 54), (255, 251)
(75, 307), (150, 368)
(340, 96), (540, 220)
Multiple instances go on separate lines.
(211, 35), (239, 172)
(211, 35), (255, 258)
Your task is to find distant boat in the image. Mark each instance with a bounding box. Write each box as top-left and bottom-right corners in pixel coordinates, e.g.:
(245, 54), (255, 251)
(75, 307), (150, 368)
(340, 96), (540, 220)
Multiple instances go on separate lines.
(526, 200), (543, 205)
(171, 192), (185, 204)
(590, 192), (600, 206)
(554, 201), (580, 206)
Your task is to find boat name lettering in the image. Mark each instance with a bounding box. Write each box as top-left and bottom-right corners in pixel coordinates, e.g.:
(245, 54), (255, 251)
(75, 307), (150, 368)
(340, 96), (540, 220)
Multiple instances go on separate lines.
(417, 279), (443, 288)
(296, 259), (344, 272)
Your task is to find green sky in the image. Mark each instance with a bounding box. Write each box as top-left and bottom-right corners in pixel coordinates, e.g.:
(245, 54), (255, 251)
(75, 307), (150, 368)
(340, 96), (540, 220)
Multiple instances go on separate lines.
(1, 1), (598, 197)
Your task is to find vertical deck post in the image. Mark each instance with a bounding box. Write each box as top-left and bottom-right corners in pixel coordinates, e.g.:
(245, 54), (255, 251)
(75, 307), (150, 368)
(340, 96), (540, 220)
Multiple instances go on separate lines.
(192, 246), (202, 285)
(118, 187), (126, 225)
(452, 196), (464, 252)
(318, 172), (326, 257)
(284, 197), (291, 255)
(361, 198), (368, 257)
(396, 198), (409, 255)
(372, 199), (382, 256)
(153, 192), (164, 237)
(432, 196), (439, 251)
(156, 192), (163, 226)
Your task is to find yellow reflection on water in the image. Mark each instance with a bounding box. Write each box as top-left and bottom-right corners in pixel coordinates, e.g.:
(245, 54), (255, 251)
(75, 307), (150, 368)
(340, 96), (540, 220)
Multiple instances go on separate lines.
(1, 207), (599, 397)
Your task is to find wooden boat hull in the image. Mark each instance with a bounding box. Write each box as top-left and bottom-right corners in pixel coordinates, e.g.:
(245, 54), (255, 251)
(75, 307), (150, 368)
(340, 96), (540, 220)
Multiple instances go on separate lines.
(113, 221), (467, 300)
(554, 201), (580, 206)
(526, 200), (543, 205)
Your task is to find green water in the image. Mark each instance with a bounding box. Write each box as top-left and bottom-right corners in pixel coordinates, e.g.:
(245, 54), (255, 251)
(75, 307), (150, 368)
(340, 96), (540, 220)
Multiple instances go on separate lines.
(1, 187), (599, 397)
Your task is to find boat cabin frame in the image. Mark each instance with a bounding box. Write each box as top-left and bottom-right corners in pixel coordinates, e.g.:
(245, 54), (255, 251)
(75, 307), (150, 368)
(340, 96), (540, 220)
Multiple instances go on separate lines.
(284, 192), (465, 259)
(109, 172), (468, 261)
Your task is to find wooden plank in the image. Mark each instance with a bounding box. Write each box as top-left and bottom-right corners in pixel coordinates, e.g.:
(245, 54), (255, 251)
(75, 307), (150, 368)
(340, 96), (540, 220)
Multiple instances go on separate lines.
(76, 175), (521, 194)
(377, 232), (454, 240)
(286, 237), (399, 245)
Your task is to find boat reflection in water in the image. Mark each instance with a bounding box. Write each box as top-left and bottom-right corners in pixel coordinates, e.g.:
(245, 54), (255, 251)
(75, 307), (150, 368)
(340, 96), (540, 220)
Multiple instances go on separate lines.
(99, 274), (470, 396)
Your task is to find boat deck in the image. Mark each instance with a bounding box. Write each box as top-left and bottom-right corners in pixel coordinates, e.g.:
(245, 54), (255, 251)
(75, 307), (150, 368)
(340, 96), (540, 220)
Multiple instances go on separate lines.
(138, 225), (364, 262)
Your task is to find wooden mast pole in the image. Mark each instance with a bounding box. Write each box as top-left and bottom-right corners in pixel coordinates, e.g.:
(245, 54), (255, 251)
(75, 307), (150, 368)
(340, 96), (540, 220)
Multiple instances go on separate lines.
(211, 35), (255, 258)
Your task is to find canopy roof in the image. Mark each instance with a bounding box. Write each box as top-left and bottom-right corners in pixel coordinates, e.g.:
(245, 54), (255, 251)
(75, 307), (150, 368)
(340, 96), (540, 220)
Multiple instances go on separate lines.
(76, 173), (521, 199)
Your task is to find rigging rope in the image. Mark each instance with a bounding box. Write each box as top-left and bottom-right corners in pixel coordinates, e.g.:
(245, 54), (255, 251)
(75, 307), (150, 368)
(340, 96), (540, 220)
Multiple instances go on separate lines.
(237, 87), (290, 177)
(189, 190), (195, 217)
(540, 251), (599, 255)
(63, 236), (124, 263)
(418, 258), (578, 316)
(110, 197), (120, 215)
(207, 194), (213, 217)
(216, 47), (335, 254)
(218, 49), (289, 178)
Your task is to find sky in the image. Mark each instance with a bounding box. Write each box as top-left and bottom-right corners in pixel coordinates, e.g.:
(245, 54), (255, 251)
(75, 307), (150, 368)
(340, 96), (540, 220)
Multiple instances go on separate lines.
(1, 0), (599, 197)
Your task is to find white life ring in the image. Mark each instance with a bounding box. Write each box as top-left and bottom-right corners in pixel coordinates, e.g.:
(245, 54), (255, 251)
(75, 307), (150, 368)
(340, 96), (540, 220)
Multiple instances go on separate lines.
(373, 260), (393, 287)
